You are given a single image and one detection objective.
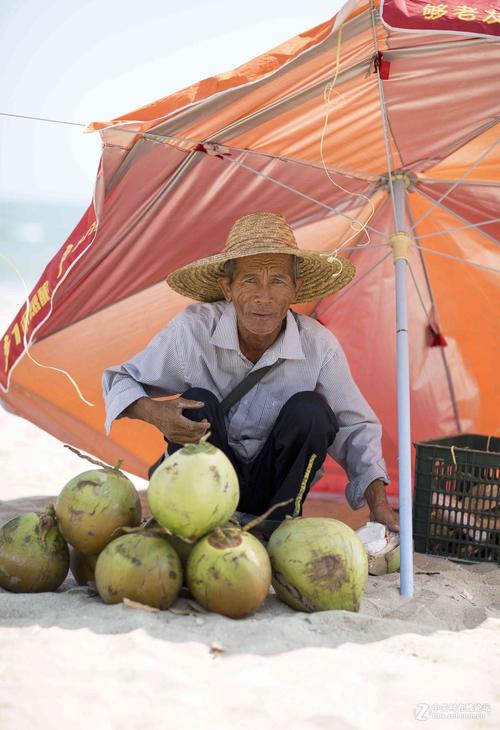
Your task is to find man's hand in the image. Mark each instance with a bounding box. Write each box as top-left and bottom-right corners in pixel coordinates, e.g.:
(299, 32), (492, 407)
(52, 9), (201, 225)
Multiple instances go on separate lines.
(123, 396), (210, 445)
(364, 479), (400, 532)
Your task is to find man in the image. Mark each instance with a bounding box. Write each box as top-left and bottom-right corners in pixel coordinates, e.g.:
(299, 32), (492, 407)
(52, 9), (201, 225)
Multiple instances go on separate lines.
(103, 212), (399, 531)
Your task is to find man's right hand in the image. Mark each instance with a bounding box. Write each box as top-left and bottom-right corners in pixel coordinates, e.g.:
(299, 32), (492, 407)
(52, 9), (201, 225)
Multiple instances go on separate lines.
(123, 397), (210, 445)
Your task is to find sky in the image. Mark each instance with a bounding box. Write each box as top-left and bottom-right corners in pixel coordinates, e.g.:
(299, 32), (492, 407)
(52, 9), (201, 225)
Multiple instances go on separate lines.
(0, 0), (344, 205)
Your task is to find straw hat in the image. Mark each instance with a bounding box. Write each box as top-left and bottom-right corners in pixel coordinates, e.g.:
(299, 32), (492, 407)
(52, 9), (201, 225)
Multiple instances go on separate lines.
(166, 212), (355, 303)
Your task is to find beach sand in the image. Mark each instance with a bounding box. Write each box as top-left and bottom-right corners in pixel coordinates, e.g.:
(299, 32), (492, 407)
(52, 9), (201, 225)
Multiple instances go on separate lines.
(1, 383), (499, 729)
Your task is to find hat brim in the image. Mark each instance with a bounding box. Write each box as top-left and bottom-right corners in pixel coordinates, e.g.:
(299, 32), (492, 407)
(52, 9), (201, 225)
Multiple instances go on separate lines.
(166, 245), (356, 303)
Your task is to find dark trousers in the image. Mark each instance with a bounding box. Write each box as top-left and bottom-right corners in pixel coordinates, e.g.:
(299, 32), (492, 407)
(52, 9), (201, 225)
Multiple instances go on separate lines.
(153, 388), (338, 520)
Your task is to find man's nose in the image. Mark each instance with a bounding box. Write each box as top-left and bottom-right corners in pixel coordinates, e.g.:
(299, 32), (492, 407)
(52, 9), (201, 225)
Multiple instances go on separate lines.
(254, 283), (273, 301)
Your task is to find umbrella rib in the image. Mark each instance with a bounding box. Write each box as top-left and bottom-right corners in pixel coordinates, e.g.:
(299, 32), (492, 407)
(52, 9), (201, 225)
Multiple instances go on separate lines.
(146, 129), (378, 184)
(0, 108), (379, 186)
(188, 110), (497, 198)
(417, 188), (500, 249)
(113, 120), (385, 189)
(221, 155), (387, 237)
(414, 245), (500, 274)
(232, 147), (377, 183)
(404, 118), (499, 176)
(410, 137), (500, 231)
(422, 178), (500, 188)
(406, 199), (463, 434)
(413, 216), (500, 241)
(406, 198), (443, 328)
(407, 261), (462, 433)
(407, 262), (433, 326)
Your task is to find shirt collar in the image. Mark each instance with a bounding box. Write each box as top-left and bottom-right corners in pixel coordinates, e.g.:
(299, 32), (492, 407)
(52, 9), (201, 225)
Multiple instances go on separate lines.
(210, 301), (240, 351)
(210, 302), (305, 362)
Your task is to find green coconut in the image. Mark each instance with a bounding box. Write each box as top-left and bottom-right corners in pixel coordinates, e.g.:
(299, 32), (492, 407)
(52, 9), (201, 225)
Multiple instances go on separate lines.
(0, 505), (69, 593)
(95, 532), (182, 609)
(55, 464), (141, 555)
(133, 517), (195, 569)
(147, 440), (239, 541)
(69, 546), (99, 586)
(186, 525), (272, 619)
(163, 533), (195, 568)
(355, 521), (400, 576)
(267, 517), (369, 612)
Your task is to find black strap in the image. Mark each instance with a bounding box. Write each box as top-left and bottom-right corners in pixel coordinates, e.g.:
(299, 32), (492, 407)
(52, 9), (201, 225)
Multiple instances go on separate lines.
(220, 358), (283, 415)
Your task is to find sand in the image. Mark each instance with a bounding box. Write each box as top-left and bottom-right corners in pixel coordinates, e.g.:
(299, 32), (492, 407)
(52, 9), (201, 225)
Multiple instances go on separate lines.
(0, 320), (499, 728)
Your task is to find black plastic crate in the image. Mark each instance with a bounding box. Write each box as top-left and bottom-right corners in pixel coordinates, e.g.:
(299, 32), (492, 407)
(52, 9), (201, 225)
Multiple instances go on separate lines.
(413, 434), (500, 563)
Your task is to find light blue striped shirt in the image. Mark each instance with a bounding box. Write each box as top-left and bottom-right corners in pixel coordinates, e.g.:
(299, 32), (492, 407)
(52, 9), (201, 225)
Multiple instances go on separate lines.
(102, 301), (389, 509)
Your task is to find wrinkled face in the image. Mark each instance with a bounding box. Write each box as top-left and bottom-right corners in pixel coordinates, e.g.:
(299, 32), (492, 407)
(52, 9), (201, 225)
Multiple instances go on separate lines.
(218, 253), (303, 337)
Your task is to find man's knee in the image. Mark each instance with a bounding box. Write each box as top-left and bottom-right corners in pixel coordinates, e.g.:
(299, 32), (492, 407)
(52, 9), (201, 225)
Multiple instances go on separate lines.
(179, 387), (220, 422)
(182, 387), (219, 406)
(279, 391), (339, 435)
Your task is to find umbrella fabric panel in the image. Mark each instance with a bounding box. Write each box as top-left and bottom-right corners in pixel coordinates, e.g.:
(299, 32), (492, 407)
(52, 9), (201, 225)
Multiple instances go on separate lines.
(408, 192), (500, 431)
(379, 37), (500, 171)
(417, 181), (500, 244)
(423, 124), (500, 182)
(225, 71), (402, 175)
(0, 279), (187, 475)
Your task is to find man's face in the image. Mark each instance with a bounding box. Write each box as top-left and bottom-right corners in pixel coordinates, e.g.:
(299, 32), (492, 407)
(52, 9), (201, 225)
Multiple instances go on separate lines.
(218, 253), (303, 337)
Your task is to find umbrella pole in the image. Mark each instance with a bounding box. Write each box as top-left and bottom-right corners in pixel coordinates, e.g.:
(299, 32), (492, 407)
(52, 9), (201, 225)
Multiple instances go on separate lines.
(390, 177), (414, 597)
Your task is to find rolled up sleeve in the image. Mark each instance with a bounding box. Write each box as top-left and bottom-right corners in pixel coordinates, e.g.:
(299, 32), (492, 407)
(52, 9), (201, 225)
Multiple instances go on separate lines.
(316, 346), (389, 510)
(102, 321), (188, 434)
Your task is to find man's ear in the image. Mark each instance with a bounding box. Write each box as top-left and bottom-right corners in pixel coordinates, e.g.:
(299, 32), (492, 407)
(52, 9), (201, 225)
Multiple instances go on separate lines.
(294, 277), (304, 301)
(217, 276), (232, 301)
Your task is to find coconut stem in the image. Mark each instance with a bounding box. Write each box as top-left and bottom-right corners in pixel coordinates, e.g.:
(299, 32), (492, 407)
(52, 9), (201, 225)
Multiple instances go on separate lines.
(208, 526), (242, 549)
(110, 523), (172, 538)
(39, 503), (57, 545)
(109, 521), (194, 542)
(293, 453), (317, 517)
(142, 518), (194, 543)
(64, 444), (123, 472)
(241, 498), (293, 532)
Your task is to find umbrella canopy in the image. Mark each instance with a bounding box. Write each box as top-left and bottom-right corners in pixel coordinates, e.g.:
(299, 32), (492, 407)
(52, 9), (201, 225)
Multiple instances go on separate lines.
(1, 0), (499, 502)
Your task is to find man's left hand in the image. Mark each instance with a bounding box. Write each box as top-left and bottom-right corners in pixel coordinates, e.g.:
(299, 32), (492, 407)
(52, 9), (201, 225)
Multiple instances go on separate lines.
(364, 479), (400, 532)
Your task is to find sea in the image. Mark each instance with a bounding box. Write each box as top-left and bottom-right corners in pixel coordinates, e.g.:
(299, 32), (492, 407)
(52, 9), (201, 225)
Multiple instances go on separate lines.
(0, 197), (87, 330)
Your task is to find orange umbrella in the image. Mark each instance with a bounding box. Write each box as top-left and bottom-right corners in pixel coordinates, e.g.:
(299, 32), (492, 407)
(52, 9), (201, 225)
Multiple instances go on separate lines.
(1, 0), (499, 593)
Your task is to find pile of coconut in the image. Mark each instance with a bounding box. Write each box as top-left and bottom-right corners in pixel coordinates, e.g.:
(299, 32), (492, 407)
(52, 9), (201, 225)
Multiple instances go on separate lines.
(0, 441), (399, 617)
